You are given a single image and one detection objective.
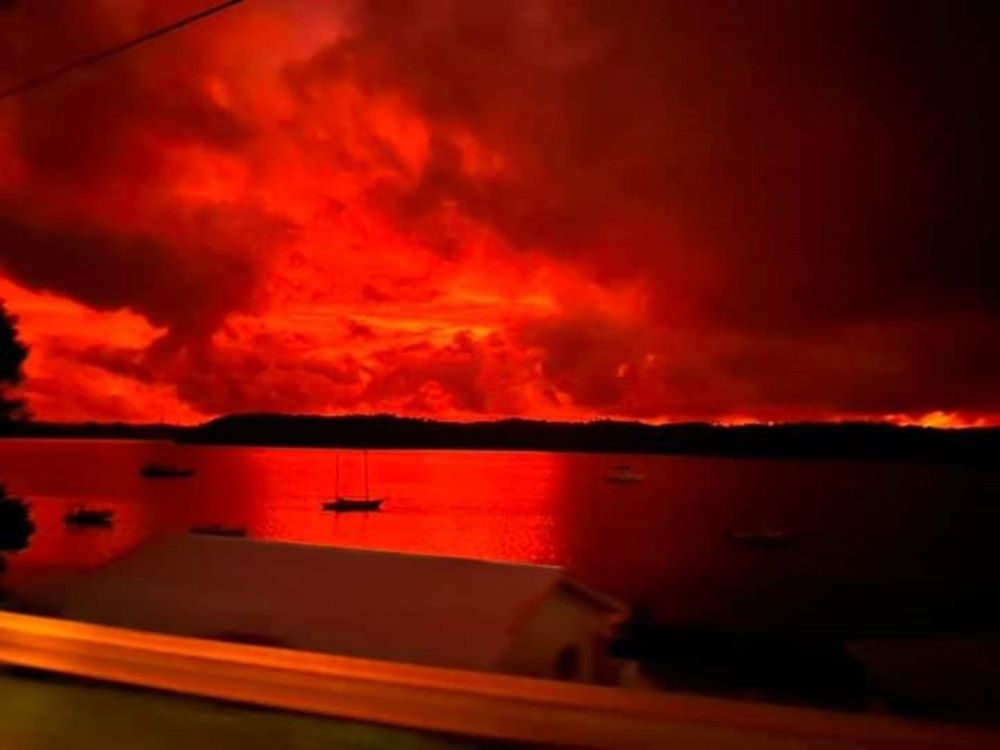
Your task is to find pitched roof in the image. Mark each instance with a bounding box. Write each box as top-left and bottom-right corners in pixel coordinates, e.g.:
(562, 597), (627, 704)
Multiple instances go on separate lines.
(61, 535), (622, 670)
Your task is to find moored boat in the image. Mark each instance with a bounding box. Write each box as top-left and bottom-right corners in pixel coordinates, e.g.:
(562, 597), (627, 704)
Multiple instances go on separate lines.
(604, 465), (645, 483)
(65, 507), (114, 526)
(141, 462), (196, 479)
(322, 452), (384, 513)
(322, 497), (384, 512)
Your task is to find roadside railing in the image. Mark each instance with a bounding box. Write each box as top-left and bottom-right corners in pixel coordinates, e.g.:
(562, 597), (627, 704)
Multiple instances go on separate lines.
(0, 610), (995, 748)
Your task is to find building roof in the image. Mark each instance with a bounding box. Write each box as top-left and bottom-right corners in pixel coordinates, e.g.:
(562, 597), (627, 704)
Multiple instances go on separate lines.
(60, 535), (623, 671)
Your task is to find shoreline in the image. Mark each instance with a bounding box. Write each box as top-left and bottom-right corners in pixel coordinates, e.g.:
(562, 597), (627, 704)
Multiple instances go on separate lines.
(1, 415), (997, 465)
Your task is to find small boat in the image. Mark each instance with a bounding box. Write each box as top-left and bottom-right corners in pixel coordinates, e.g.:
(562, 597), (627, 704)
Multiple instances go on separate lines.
(728, 530), (796, 549)
(65, 507), (114, 527)
(141, 462), (196, 478)
(190, 524), (246, 538)
(322, 498), (384, 512)
(323, 452), (384, 513)
(604, 465), (645, 483)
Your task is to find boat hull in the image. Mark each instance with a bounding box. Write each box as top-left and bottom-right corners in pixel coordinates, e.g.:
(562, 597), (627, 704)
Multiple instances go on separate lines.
(322, 499), (383, 512)
(141, 469), (196, 479)
(65, 512), (114, 527)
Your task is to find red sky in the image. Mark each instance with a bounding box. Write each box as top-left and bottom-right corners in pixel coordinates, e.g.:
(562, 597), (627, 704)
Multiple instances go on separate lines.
(0, 1), (997, 426)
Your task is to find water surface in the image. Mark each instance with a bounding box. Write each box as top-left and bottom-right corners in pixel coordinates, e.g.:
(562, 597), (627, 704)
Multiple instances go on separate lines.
(2, 438), (998, 633)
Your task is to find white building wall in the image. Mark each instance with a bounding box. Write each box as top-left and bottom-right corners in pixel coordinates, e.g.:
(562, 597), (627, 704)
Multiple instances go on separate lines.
(499, 586), (619, 683)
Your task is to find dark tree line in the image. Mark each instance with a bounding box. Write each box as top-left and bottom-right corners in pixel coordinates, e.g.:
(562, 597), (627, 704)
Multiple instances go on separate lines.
(183, 412), (1000, 465)
(0, 300), (27, 421)
(0, 300), (32, 572)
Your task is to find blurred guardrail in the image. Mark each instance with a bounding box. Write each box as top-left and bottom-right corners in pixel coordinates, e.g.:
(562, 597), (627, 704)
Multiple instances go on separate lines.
(0, 610), (996, 748)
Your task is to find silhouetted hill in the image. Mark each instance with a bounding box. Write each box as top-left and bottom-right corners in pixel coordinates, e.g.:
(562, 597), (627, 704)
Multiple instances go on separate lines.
(2, 413), (995, 463)
(179, 413), (1000, 464)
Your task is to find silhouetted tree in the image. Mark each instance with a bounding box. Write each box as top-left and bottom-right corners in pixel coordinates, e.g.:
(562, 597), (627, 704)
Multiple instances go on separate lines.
(0, 485), (34, 574)
(0, 300), (28, 422)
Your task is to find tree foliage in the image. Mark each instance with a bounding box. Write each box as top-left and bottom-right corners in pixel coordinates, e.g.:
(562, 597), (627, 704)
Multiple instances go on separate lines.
(0, 300), (28, 421)
(0, 484), (34, 560)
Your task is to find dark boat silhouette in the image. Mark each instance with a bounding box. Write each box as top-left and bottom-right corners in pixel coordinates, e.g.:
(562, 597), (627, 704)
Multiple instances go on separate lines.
(322, 497), (384, 512)
(604, 464), (644, 483)
(141, 462), (196, 478)
(65, 507), (114, 527)
(322, 452), (384, 513)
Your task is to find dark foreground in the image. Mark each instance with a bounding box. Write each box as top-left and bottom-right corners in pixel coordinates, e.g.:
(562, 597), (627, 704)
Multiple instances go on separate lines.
(2, 437), (999, 723)
(0, 670), (493, 750)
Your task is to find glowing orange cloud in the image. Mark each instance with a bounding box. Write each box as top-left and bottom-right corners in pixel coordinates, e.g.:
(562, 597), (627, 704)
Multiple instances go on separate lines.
(0, 2), (996, 426)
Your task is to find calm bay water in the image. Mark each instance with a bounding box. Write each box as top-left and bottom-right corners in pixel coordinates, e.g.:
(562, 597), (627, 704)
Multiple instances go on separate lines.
(2, 438), (999, 634)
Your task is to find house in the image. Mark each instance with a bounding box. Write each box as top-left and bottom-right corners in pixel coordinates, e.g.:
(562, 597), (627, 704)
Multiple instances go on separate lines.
(56, 535), (631, 684)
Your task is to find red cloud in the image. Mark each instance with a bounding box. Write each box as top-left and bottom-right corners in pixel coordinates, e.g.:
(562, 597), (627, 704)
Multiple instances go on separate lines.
(0, 1), (997, 425)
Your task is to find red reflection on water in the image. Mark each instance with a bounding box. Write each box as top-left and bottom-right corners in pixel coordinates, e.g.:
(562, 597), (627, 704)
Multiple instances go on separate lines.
(5, 438), (1000, 633)
(244, 448), (568, 563)
(0, 441), (570, 584)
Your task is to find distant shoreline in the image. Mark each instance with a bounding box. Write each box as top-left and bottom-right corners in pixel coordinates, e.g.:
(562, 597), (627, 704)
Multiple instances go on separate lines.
(0, 421), (181, 442)
(1, 414), (997, 465)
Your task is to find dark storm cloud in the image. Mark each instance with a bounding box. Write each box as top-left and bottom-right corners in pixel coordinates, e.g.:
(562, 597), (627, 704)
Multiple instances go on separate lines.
(287, 0), (999, 417)
(1, 0), (997, 421)
(294, 0), (999, 323)
(0, 0), (286, 344)
(13, 64), (249, 185)
(0, 203), (292, 339)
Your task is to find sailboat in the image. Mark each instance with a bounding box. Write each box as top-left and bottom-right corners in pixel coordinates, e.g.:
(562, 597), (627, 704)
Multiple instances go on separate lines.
(322, 452), (384, 512)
